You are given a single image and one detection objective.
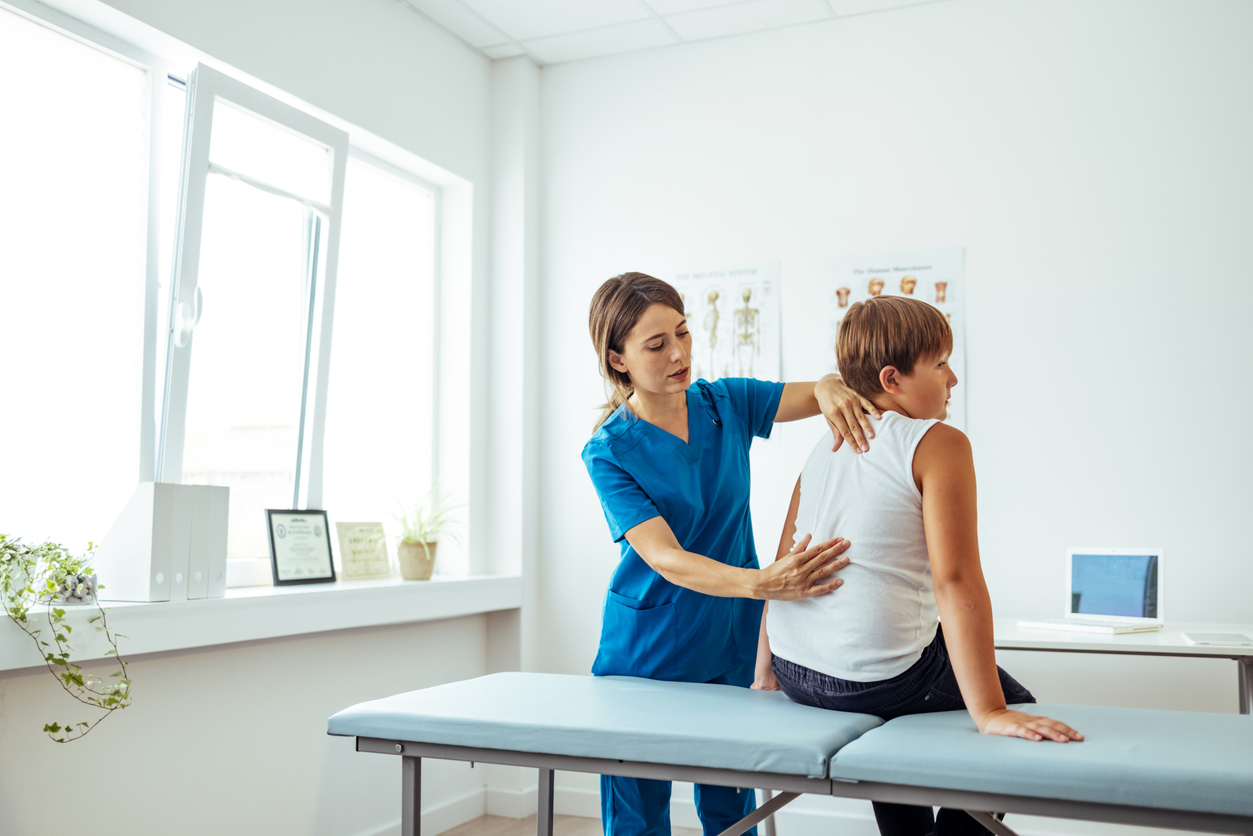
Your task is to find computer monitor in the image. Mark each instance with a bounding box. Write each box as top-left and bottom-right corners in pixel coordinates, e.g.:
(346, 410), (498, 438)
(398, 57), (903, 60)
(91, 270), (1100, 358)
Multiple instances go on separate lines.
(1066, 548), (1164, 626)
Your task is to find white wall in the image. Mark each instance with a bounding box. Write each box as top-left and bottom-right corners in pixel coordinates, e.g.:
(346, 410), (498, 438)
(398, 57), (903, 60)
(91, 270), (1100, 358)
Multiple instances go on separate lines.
(0, 2), (505, 835)
(537, 0), (1253, 832)
(0, 617), (491, 836)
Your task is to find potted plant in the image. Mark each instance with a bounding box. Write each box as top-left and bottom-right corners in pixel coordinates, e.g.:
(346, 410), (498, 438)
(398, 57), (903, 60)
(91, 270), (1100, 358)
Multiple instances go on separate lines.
(0, 534), (132, 742)
(393, 487), (460, 581)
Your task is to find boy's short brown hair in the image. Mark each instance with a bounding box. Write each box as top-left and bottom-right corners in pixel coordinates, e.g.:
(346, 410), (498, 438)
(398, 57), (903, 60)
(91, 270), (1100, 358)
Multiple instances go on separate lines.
(836, 296), (953, 400)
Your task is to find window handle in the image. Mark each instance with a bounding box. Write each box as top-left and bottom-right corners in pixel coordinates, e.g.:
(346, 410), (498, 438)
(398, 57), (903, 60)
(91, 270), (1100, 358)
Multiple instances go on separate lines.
(173, 285), (203, 348)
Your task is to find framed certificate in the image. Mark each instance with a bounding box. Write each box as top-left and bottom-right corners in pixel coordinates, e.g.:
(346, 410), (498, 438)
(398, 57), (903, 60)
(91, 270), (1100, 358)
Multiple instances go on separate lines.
(335, 522), (392, 580)
(266, 509), (336, 586)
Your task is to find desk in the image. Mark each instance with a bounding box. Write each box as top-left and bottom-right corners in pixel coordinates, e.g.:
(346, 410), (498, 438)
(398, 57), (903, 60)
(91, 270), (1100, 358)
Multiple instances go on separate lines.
(994, 619), (1253, 715)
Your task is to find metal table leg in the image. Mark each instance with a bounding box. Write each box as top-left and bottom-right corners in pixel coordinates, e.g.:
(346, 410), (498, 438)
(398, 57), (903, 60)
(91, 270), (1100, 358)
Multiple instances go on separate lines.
(538, 769), (555, 836)
(761, 789), (777, 836)
(402, 756), (421, 836)
(1239, 658), (1251, 716)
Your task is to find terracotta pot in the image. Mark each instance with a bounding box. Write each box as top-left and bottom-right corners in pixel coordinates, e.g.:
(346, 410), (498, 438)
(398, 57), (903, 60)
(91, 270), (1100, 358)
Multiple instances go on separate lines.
(397, 541), (437, 580)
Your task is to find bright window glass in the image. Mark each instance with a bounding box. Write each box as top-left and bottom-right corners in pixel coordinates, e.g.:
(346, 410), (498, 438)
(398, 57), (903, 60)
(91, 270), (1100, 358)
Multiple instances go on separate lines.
(209, 98), (333, 204)
(0, 8), (149, 550)
(320, 158), (436, 544)
(179, 174), (323, 558)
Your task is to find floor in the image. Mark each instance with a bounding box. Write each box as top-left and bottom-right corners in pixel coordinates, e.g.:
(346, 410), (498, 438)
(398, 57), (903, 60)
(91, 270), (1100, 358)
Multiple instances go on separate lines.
(440, 815), (701, 836)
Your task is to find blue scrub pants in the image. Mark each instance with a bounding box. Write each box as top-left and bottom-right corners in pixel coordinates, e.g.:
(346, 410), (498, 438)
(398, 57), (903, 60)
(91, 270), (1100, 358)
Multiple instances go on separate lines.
(600, 660), (758, 836)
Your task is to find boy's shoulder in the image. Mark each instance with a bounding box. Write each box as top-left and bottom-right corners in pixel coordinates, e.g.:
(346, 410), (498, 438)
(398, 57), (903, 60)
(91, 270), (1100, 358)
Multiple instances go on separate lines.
(913, 420), (972, 468)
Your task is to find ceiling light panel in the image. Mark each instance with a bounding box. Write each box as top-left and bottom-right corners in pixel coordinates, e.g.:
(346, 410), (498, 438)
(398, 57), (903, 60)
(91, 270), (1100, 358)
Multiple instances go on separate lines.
(462, 0), (654, 41)
(827, 0), (940, 15)
(644, 0), (742, 14)
(403, 0), (512, 48)
(522, 17), (679, 63)
(665, 0), (832, 42)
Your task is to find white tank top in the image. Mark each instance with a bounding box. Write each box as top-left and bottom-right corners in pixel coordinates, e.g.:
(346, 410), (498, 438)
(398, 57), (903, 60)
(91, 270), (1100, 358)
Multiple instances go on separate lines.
(767, 411), (941, 682)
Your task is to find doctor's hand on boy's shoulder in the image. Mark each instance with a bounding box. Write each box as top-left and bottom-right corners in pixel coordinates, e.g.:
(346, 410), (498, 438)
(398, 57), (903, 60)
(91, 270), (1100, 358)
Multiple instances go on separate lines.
(978, 708), (1084, 743)
(816, 374), (882, 454)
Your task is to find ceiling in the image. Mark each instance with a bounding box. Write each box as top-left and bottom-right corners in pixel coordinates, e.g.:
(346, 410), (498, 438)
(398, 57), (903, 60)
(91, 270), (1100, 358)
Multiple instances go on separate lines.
(402, 0), (949, 65)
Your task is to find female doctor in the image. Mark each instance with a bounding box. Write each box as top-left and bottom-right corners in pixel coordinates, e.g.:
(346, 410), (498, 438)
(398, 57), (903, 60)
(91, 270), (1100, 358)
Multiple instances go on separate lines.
(582, 273), (877, 836)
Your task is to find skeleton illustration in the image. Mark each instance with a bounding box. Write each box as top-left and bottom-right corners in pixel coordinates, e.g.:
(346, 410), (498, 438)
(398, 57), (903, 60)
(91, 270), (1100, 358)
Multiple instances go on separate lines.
(682, 293), (703, 379)
(734, 287), (761, 377)
(900, 276), (917, 295)
(704, 290), (721, 380)
(934, 281), (947, 304)
(868, 277), (884, 297)
(836, 287), (852, 308)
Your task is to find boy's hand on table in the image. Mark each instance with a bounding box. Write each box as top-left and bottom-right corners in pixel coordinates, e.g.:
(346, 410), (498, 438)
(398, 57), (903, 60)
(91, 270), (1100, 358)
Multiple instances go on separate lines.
(978, 708), (1084, 743)
(751, 671), (781, 691)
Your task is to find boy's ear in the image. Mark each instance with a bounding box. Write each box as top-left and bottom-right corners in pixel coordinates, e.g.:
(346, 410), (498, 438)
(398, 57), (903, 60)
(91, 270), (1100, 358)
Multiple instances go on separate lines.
(879, 365), (903, 393)
(607, 349), (628, 374)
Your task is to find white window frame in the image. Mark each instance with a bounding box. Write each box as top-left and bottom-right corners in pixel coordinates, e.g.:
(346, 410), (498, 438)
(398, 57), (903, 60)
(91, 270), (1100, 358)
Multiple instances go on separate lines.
(156, 63), (350, 510)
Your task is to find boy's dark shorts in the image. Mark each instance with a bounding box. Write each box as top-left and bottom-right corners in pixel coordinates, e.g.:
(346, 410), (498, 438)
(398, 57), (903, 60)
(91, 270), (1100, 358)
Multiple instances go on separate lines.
(772, 624), (1035, 720)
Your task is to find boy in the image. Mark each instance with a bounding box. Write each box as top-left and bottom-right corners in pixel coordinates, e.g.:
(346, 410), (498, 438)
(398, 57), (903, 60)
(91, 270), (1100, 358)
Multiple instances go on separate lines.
(756, 296), (1082, 836)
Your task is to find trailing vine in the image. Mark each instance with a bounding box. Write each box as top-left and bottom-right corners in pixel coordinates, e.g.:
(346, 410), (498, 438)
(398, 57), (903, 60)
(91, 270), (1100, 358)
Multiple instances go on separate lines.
(0, 534), (133, 742)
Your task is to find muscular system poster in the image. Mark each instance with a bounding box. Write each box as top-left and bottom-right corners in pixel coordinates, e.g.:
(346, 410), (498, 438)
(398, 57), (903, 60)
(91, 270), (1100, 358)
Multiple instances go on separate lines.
(827, 248), (966, 431)
(669, 262), (781, 383)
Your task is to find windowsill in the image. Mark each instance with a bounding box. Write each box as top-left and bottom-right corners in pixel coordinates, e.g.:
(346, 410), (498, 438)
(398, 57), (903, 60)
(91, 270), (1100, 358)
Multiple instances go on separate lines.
(0, 574), (521, 674)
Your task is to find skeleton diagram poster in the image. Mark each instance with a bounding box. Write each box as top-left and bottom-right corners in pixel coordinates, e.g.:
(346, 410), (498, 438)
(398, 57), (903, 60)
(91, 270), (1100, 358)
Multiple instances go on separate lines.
(827, 248), (966, 430)
(669, 262), (781, 383)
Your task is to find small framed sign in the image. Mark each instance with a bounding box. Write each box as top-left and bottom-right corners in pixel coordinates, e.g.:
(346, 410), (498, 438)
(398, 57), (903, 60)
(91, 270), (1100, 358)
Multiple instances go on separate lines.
(266, 509), (336, 586)
(335, 522), (392, 580)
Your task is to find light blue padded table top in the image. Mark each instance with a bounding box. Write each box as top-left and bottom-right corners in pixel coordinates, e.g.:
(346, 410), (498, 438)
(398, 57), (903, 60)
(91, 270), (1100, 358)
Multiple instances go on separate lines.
(829, 703), (1253, 817)
(328, 672), (882, 778)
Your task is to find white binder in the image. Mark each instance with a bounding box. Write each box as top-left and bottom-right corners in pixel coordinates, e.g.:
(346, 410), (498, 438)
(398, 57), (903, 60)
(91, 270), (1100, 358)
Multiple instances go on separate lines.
(94, 482), (229, 602)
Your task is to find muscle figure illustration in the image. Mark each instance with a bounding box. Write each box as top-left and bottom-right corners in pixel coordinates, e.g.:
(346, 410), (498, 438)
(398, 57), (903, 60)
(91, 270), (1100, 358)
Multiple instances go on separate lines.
(734, 287), (761, 377)
(934, 281), (947, 304)
(705, 290), (720, 379)
(900, 276), (917, 295)
(868, 277), (884, 297)
(836, 287), (852, 308)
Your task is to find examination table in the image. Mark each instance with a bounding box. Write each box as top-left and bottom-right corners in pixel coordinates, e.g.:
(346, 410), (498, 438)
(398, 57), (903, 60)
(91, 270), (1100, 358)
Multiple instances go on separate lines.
(327, 672), (1253, 836)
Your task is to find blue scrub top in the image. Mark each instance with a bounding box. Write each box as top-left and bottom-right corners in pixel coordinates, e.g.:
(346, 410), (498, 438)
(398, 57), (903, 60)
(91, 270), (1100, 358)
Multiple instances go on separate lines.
(582, 377), (785, 683)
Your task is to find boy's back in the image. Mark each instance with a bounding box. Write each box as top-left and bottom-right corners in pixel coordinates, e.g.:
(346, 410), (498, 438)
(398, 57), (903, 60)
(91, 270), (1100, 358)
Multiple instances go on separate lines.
(767, 411), (941, 682)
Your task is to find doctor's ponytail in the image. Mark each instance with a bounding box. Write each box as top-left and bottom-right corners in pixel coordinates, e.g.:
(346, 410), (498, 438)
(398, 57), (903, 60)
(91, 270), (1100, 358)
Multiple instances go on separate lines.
(589, 273), (686, 431)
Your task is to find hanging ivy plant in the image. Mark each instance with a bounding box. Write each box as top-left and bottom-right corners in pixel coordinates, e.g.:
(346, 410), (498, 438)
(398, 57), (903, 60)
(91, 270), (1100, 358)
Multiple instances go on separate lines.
(0, 534), (133, 742)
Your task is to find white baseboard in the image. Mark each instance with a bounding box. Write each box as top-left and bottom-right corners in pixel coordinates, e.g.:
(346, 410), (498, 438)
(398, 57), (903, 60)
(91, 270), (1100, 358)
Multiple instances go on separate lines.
(353, 787), (486, 836)
(488, 785), (540, 818)
(553, 787), (1202, 836)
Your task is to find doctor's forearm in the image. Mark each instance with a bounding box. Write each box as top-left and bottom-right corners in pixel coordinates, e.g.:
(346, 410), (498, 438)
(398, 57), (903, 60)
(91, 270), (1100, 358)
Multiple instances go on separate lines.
(645, 547), (759, 598)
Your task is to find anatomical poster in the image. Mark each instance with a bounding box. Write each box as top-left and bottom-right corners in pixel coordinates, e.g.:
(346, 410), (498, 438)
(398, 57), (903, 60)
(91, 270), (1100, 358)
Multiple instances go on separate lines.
(669, 262), (781, 383)
(826, 248), (966, 430)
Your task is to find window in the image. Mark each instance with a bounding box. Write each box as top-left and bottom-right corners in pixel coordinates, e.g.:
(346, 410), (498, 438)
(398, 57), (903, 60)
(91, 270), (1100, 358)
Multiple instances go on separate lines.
(1, 10), (443, 572)
(320, 156), (437, 539)
(159, 65), (347, 560)
(0, 6), (152, 549)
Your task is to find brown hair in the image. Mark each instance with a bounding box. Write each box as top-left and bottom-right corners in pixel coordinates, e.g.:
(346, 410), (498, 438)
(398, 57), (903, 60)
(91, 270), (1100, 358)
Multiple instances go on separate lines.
(836, 295), (952, 400)
(588, 272), (685, 430)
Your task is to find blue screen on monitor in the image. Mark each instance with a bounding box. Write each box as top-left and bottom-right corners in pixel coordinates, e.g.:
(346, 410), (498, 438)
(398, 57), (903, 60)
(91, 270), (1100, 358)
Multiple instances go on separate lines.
(1070, 553), (1158, 618)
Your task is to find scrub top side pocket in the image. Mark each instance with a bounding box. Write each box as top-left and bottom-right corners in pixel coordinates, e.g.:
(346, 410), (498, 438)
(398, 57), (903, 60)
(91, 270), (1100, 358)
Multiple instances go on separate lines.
(593, 591), (679, 681)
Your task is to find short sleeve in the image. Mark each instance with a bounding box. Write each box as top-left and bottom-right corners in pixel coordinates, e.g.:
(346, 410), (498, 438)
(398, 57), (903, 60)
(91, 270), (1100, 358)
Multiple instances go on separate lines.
(713, 378), (785, 439)
(582, 443), (661, 543)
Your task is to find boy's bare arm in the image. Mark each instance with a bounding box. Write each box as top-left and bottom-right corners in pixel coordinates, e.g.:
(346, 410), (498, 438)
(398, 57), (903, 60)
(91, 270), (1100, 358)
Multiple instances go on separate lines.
(916, 425), (1083, 743)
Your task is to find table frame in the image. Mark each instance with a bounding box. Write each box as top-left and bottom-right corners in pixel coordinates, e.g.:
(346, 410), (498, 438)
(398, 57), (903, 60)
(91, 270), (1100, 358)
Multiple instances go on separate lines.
(355, 737), (1253, 836)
